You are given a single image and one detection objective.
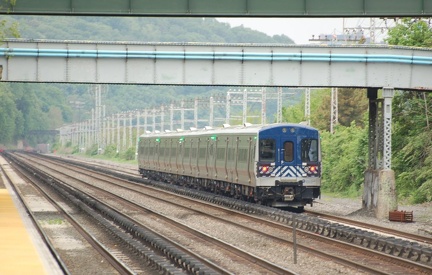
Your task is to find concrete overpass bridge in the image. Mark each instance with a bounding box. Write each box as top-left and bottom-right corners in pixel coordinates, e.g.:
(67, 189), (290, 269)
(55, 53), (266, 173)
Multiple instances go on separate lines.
(1, 39), (431, 90)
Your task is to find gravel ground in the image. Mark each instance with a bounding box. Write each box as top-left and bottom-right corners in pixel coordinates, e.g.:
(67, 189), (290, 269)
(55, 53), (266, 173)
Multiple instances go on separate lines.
(34, 155), (432, 274)
(305, 195), (432, 238)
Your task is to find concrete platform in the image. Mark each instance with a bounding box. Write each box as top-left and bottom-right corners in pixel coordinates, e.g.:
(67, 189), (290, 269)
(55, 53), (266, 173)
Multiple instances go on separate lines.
(0, 156), (63, 275)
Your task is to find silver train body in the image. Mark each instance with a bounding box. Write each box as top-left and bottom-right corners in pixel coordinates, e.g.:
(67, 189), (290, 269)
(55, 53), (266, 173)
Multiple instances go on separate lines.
(138, 123), (321, 208)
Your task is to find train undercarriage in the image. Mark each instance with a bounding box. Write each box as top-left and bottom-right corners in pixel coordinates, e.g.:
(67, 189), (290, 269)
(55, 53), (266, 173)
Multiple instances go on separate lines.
(139, 168), (319, 210)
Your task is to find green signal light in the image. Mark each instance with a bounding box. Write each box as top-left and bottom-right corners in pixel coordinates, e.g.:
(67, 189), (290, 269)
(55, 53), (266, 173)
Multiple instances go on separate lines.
(155, 138), (161, 142)
(179, 137), (184, 142)
(210, 135), (217, 140)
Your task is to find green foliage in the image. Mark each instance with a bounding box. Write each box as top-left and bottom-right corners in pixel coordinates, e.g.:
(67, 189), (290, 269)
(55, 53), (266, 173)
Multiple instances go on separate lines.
(121, 147), (136, 161)
(282, 89), (328, 125)
(103, 144), (118, 158)
(0, 18), (19, 41)
(71, 145), (79, 154)
(386, 19), (432, 203)
(311, 88), (368, 131)
(414, 180), (432, 203)
(320, 122), (368, 193)
(6, 16), (294, 44)
(282, 88), (368, 132)
(85, 144), (99, 156)
(386, 18), (432, 47)
(0, 87), (17, 144)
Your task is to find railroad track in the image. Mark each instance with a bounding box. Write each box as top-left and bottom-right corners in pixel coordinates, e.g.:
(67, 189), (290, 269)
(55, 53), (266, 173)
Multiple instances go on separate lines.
(2, 155), (139, 274)
(305, 210), (432, 246)
(10, 152), (296, 274)
(12, 152), (432, 274)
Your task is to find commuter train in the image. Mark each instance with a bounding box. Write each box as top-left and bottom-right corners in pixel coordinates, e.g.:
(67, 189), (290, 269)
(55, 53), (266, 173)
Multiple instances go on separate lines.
(137, 123), (321, 209)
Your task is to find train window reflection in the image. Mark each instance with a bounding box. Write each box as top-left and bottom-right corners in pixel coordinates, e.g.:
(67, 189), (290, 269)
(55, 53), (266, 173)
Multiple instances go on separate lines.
(301, 139), (318, 162)
(284, 141), (294, 162)
(259, 139), (275, 162)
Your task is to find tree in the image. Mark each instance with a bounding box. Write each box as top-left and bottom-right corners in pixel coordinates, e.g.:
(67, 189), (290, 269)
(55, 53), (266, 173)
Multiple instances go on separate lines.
(0, 88), (17, 144)
(386, 18), (432, 203)
(386, 18), (432, 47)
(320, 122), (368, 193)
(0, 16), (19, 41)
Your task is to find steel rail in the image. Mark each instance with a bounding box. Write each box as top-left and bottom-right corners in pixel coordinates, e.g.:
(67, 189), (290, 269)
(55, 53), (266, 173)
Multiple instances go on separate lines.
(27, 152), (430, 275)
(306, 210), (432, 245)
(18, 152), (297, 275)
(5, 155), (135, 275)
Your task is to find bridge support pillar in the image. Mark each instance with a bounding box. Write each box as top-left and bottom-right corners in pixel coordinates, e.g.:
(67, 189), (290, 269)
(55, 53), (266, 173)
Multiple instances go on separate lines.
(363, 87), (397, 219)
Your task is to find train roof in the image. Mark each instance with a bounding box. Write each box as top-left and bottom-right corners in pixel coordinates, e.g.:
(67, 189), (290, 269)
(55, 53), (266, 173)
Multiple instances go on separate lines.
(139, 123), (318, 138)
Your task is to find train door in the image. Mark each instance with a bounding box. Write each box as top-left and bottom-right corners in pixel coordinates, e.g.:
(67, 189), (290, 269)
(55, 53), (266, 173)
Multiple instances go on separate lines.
(207, 136), (217, 180)
(278, 137), (296, 177)
(280, 134), (320, 179)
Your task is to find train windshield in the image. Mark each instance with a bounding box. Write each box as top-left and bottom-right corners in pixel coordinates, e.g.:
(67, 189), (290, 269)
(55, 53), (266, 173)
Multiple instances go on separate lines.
(259, 139), (276, 162)
(301, 139), (318, 162)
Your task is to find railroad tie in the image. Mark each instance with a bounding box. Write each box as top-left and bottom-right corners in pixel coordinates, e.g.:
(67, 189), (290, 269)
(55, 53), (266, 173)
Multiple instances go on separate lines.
(354, 230), (369, 245)
(388, 239), (406, 257)
(348, 229), (363, 243)
(366, 235), (381, 250)
(407, 244), (423, 261)
(422, 247), (432, 262)
(314, 222), (327, 235)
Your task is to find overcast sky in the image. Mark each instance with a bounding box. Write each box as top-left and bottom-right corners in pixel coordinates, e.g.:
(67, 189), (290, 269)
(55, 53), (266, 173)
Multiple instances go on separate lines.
(217, 18), (390, 44)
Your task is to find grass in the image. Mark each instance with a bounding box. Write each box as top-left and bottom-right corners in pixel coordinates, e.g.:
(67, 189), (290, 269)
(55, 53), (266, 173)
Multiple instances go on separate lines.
(47, 218), (64, 225)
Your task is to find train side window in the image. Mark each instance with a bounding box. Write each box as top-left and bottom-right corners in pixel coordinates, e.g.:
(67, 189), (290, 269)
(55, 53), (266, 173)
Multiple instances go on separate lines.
(301, 139), (318, 162)
(238, 148), (248, 162)
(199, 148), (206, 159)
(217, 148), (225, 160)
(284, 141), (294, 162)
(259, 139), (275, 162)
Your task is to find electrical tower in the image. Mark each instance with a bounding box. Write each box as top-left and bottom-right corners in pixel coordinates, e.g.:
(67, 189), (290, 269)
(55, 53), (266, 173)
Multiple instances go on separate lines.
(330, 88), (339, 134)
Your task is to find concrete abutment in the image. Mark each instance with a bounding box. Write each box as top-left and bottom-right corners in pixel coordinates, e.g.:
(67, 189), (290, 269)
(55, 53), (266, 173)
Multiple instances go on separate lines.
(363, 169), (397, 219)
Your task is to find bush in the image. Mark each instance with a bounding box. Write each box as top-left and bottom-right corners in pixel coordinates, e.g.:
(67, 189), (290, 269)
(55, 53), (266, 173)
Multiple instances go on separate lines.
(121, 147), (136, 161)
(320, 122), (368, 193)
(103, 144), (118, 158)
(86, 144), (99, 156)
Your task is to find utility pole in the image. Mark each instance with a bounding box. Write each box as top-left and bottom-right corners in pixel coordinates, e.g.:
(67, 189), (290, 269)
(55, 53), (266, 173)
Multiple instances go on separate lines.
(304, 88), (311, 126)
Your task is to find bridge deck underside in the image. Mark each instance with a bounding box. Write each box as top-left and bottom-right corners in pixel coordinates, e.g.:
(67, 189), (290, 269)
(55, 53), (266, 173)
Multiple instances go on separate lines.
(0, 0), (431, 17)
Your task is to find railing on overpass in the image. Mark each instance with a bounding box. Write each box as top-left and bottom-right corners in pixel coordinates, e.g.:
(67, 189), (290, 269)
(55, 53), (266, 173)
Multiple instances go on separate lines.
(1, 47), (432, 65)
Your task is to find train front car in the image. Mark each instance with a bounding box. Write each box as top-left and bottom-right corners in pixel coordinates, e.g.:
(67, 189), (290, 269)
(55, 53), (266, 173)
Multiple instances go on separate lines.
(255, 124), (321, 209)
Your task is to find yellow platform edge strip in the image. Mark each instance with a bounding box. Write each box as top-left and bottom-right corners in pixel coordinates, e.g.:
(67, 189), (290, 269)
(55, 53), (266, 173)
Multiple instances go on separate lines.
(0, 187), (47, 274)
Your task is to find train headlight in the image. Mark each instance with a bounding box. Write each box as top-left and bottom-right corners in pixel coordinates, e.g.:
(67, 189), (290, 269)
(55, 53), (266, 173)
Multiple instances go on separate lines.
(259, 165), (274, 174)
(304, 165), (318, 173)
